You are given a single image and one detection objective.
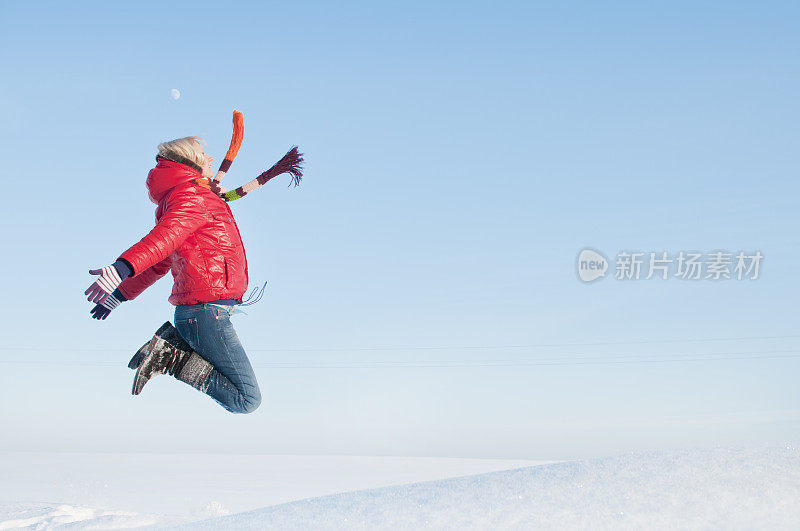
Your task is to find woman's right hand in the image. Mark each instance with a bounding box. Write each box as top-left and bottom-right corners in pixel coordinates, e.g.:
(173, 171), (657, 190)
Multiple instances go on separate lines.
(85, 265), (125, 305)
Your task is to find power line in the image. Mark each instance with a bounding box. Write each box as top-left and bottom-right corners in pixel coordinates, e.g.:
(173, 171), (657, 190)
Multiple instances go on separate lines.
(2, 334), (800, 353)
(248, 348), (799, 365)
(246, 334), (800, 353)
(2, 349), (799, 368)
(247, 353), (800, 368)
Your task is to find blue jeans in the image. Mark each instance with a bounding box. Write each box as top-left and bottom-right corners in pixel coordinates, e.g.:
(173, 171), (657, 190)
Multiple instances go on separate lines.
(174, 303), (261, 414)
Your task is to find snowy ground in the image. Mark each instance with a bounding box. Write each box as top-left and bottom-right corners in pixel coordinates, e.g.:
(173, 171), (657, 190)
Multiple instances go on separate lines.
(2, 446), (799, 529)
(0, 453), (547, 529)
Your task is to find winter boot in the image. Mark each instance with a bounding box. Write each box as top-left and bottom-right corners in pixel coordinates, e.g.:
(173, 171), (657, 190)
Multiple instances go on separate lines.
(127, 321), (184, 371)
(131, 321), (214, 396)
(128, 341), (149, 370)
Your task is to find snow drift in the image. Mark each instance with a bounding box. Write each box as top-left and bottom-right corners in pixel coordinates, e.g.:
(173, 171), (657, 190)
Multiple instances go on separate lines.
(2, 446), (799, 529)
(181, 445), (800, 530)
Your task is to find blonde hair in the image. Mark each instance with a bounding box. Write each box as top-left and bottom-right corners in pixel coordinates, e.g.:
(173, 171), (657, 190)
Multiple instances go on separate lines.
(157, 136), (206, 167)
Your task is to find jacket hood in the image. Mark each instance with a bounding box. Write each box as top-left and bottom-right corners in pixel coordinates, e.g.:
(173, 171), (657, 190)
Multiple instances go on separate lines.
(146, 159), (202, 203)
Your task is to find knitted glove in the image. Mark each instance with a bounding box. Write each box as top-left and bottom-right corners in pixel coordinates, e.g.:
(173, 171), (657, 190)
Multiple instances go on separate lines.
(90, 288), (126, 320)
(85, 260), (131, 305)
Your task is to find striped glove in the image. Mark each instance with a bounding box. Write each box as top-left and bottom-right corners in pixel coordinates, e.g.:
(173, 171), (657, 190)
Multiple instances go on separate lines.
(90, 288), (126, 320)
(85, 260), (131, 305)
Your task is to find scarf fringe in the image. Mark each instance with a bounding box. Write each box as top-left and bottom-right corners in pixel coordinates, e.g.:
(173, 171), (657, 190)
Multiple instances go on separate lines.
(262, 146), (304, 188)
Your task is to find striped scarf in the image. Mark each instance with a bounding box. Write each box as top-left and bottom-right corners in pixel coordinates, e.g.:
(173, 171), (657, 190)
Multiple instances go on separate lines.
(190, 110), (304, 201)
(198, 146), (303, 201)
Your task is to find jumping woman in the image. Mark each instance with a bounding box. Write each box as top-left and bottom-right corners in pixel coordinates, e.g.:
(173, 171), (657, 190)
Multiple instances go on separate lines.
(84, 120), (302, 414)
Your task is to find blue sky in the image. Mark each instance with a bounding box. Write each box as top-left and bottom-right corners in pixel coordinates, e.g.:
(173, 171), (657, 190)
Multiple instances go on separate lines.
(0, 1), (798, 459)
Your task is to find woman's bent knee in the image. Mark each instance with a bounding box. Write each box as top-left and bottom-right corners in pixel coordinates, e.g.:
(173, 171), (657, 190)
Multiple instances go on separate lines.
(243, 398), (261, 414)
(230, 389), (261, 414)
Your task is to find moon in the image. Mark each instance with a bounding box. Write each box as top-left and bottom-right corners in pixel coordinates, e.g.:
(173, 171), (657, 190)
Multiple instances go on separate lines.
(170, 89), (181, 100)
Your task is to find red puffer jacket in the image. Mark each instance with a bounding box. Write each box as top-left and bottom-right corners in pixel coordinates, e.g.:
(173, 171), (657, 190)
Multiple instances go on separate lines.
(116, 159), (249, 305)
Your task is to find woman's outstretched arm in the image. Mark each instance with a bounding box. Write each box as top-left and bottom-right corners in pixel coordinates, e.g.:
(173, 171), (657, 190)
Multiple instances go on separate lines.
(117, 255), (173, 301)
(117, 183), (210, 276)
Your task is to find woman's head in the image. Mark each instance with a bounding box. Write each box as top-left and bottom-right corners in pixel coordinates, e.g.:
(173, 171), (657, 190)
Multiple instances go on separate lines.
(157, 136), (214, 178)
